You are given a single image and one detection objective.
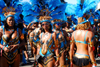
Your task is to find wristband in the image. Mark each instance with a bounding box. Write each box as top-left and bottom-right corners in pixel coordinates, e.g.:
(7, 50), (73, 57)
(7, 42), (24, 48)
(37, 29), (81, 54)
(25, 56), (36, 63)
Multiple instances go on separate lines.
(56, 56), (60, 60)
(92, 60), (96, 64)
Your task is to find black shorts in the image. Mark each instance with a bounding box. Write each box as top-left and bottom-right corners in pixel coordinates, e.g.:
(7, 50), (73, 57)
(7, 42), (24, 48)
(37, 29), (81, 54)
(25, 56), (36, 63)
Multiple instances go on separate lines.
(73, 56), (90, 66)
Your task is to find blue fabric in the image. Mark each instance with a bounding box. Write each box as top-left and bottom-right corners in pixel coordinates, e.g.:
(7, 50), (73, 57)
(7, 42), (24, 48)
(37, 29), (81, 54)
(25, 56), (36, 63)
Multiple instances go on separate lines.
(30, 37), (40, 43)
(40, 20), (51, 23)
(39, 47), (53, 57)
(22, 51), (27, 64)
(22, 28), (27, 34)
(6, 15), (14, 19)
(60, 42), (64, 48)
(39, 33), (54, 57)
(72, 27), (76, 31)
(75, 53), (89, 57)
(79, 20), (88, 24)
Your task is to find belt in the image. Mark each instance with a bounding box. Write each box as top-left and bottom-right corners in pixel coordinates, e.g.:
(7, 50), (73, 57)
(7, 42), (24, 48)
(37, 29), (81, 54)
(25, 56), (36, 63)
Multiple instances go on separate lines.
(74, 54), (89, 59)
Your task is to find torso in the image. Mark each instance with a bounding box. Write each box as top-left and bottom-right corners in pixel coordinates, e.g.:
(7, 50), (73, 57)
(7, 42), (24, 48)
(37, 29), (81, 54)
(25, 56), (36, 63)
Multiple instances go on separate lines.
(33, 28), (40, 36)
(0, 26), (21, 47)
(40, 32), (54, 56)
(73, 30), (89, 55)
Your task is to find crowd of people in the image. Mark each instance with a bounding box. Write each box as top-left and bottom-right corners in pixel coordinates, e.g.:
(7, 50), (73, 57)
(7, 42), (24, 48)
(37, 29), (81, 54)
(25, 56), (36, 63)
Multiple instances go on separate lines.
(0, 0), (100, 67)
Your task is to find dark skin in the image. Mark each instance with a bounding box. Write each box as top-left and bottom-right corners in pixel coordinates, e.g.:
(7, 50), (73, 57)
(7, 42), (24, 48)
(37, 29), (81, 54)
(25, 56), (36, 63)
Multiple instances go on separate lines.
(0, 17), (25, 67)
(54, 24), (68, 67)
(29, 22), (41, 67)
(38, 22), (56, 67)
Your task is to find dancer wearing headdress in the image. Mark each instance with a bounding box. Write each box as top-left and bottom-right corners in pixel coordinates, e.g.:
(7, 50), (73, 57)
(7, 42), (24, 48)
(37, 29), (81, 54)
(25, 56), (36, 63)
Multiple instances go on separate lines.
(37, 16), (57, 67)
(29, 18), (41, 66)
(52, 19), (69, 67)
(70, 17), (96, 67)
(0, 11), (25, 67)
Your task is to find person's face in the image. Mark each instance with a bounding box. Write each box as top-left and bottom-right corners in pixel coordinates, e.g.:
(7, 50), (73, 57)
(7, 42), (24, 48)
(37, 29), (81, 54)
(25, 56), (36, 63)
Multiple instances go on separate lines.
(42, 22), (50, 30)
(55, 23), (62, 29)
(7, 17), (14, 27)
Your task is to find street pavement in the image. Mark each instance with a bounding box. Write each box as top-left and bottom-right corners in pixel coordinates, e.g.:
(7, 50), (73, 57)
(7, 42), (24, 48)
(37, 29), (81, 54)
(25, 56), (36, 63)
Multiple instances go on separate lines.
(20, 44), (100, 67)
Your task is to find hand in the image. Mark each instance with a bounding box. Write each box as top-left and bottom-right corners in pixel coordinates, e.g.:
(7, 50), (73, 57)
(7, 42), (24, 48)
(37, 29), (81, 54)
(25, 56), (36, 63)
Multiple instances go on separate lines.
(70, 61), (73, 67)
(10, 45), (18, 52)
(4, 47), (10, 53)
(55, 60), (59, 67)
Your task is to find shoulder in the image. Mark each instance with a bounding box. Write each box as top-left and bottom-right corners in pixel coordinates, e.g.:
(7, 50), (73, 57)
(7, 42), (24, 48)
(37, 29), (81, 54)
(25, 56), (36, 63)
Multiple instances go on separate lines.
(72, 30), (76, 35)
(87, 31), (94, 37)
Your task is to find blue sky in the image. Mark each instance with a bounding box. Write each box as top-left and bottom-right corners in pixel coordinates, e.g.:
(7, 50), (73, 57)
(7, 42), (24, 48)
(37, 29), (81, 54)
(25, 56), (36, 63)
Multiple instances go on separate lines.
(64, 0), (77, 4)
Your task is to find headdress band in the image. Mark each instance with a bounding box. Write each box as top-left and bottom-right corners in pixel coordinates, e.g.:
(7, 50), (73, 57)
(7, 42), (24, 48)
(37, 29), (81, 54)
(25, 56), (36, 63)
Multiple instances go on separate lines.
(79, 20), (89, 24)
(6, 15), (14, 19)
(54, 22), (61, 24)
(41, 20), (51, 23)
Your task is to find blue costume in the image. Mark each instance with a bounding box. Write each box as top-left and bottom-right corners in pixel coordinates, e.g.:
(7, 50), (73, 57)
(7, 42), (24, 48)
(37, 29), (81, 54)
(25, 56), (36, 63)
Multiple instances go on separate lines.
(39, 32), (54, 66)
(55, 30), (67, 54)
(29, 28), (40, 48)
(1, 26), (21, 64)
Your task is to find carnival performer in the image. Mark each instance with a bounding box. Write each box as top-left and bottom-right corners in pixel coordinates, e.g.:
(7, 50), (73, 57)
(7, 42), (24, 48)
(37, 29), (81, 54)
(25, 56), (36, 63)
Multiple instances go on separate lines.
(0, 12), (25, 67)
(97, 22), (100, 57)
(70, 17), (96, 67)
(17, 21), (30, 65)
(38, 16), (57, 67)
(29, 19), (41, 66)
(52, 19), (69, 67)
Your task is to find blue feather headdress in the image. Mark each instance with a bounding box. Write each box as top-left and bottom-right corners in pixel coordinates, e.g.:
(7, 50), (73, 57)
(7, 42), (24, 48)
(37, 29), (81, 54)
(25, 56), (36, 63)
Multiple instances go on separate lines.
(17, 0), (66, 24)
(0, 0), (23, 24)
(66, 0), (98, 25)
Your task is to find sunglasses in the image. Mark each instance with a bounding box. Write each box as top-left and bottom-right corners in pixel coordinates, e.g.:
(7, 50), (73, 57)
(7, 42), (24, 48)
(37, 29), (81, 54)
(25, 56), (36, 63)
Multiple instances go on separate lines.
(56, 23), (62, 26)
(42, 23), (49, 26)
